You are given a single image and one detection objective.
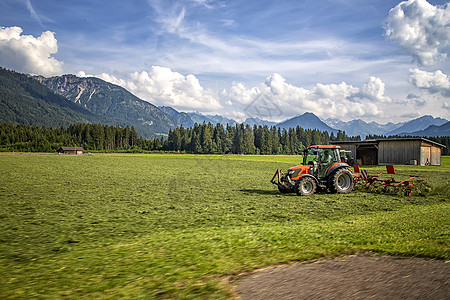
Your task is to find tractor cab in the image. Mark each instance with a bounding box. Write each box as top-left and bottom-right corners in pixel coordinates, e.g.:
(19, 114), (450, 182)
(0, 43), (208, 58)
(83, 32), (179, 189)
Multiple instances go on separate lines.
(303, 145), (341, 176)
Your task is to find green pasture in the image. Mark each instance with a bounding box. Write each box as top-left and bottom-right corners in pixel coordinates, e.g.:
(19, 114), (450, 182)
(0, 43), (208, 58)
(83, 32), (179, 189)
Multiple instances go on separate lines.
(0, 154), (449, 299)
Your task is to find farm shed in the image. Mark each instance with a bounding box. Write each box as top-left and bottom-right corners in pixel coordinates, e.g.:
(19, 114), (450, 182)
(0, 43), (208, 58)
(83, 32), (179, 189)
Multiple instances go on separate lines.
(330, 138), (444, 166)
(57, 146), (84, 155)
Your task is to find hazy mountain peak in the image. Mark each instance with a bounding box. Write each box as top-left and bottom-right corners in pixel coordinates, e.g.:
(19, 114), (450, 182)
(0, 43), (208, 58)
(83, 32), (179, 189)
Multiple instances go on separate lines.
(388, 115), (449, 135)
(277, 112), (337, 133)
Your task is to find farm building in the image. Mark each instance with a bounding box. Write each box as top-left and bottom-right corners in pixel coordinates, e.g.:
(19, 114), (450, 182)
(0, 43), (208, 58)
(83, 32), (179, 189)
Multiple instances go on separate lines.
(331, 138), (445, 166)
(57, 146), (84, 155)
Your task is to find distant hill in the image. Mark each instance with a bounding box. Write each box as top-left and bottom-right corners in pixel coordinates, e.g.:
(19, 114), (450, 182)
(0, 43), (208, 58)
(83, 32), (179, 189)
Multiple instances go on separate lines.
(277, 112), (338, 134)
(0, 67), (103, 127)
(187, 112), (237, 126)
(159, 106), (194, 128)
(205, 114), (238, 126)
(387, 115), (448, 136)
(323, 118), (403, 137)
(407, 121), (450, 137)
(187, 112), (216, 124)
(244, 117), (277, 127)
(35, 74), (176, 138)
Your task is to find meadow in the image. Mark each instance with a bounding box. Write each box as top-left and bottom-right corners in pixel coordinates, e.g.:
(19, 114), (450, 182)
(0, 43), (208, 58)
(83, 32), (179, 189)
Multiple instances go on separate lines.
(0, 154), (449, 299)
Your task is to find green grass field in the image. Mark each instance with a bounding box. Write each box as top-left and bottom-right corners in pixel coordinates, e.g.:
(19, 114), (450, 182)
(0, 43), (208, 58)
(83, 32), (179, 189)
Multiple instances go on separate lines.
(1, 154), (449, 299)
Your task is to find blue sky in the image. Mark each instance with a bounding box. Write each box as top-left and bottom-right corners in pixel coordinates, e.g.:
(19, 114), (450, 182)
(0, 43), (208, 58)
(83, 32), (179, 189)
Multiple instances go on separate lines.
(1, 0), (449, 123)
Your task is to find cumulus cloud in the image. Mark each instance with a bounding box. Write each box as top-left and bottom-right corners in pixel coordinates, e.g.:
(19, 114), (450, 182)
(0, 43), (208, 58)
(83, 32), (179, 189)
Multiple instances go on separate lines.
(80, 66), (222, 112)
(0, 26), (62, 76)
(385, 0), (450, 66)
(361, 76), (391, 103)
(409, 68), (450, 96)
(80, 67), (396, 121)
(222, 74), (390, 121)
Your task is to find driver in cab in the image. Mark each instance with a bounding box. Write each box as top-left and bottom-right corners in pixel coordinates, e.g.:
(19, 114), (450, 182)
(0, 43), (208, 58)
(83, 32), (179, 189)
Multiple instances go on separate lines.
(321, 149), (332, 164)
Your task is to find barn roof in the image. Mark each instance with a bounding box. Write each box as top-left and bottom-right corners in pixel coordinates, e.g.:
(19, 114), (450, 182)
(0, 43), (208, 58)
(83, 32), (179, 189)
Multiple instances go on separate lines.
(58, 146), (85, 151)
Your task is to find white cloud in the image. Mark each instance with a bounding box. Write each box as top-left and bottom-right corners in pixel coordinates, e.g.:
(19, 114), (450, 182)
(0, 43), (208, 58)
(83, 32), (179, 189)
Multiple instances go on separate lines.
(409, 68), (450, 96)
(81, 66), (222, 112)
(385, 0), (450, 66)
(314, 82), (358, 101)
(222, 74), (389, 121)
(361, 76), (391, 103)
(0, 26), (62, 76)
(79, 68), (406, 122)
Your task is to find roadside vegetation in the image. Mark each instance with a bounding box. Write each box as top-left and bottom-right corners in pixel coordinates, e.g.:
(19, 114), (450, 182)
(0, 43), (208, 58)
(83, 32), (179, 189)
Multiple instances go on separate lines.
(0, 154), (448, 299)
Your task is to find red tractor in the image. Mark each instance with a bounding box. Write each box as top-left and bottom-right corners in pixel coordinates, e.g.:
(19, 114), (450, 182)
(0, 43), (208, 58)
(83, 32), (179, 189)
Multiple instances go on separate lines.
(271, 145), (355, 196)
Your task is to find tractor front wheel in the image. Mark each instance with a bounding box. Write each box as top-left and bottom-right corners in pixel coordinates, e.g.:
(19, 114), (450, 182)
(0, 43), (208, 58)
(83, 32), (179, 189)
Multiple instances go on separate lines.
(328, 168), (354, 194)
(295, 177), (317, 196)
(278, 184), (292, 193)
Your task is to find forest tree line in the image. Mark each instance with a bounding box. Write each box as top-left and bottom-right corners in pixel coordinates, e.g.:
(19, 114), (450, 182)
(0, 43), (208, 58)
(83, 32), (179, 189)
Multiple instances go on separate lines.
(166, 123), (359, 154)
(1, 122), (360, 154)
(1, 122), (448, 155)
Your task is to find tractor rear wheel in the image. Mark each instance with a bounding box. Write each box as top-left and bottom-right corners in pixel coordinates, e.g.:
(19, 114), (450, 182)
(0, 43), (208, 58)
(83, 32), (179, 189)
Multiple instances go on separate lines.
(328, 168), (354, 194)
(295, 177), (317, 196)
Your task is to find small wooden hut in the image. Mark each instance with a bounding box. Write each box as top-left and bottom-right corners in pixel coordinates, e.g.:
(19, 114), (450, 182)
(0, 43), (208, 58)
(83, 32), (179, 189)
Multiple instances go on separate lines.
(57, 146), (84, 155)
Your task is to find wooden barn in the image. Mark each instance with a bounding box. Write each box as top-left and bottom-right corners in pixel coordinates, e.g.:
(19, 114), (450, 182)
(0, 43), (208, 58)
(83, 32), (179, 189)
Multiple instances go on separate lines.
(57, 146), (84, 155)
(331, 138), (445, 166)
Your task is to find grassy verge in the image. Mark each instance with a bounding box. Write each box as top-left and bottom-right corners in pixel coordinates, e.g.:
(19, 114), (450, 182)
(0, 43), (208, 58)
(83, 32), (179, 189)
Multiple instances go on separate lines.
(0, 155), (448, 298)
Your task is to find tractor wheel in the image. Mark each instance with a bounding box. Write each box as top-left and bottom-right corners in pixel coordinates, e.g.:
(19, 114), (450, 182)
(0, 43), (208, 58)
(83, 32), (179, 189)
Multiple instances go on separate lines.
(295, 177), (317, 196)
(328, 168), (354, 194)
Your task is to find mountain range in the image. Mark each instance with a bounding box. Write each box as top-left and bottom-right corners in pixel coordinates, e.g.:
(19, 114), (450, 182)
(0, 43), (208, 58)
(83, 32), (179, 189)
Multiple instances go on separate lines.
(187, 112), (238, 127)
(323, 115), (448, 137)
(323, 118), (401, 136)
(278, 112), (338, 134)
(408, 121), (450, 137)
(34, 74), (176, 138)
(243, 117), (277, 127)
(1, 67), (448, 138)
(387, 115), (448, 135)
(159, 106), (194, 128)
(0, 68), (102, 127)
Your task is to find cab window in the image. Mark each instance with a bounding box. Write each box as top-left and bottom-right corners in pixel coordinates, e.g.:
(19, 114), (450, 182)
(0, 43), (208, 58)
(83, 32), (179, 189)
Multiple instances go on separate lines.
(303, 149), (318, 165)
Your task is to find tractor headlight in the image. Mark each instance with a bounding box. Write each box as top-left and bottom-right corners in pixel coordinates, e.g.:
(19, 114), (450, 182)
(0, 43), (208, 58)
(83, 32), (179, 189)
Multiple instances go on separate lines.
(288, 170), (295, 175)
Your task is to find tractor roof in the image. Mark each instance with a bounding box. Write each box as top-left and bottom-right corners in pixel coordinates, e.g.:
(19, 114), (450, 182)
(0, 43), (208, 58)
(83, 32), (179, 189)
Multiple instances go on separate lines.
(308, 145), (341, 149)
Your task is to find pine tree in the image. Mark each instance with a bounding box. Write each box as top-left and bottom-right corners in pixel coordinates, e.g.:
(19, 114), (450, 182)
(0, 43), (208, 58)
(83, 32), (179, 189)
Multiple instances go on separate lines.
(201, 123), (213, 153)
(260, 126), (271, 154)
(242, 124), (255, 154)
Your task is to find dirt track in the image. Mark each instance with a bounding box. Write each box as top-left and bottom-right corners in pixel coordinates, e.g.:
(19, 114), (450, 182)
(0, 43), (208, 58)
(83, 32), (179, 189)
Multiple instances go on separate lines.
(236, 254), (449, 299)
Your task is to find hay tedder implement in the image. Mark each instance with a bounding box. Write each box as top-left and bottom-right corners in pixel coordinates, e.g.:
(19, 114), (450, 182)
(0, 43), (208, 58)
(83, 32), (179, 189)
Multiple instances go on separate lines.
(352, 165), (428, 196)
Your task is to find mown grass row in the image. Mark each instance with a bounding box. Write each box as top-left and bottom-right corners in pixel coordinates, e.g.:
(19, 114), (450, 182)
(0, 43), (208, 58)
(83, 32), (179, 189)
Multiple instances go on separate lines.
(0, 154), (448, 298)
